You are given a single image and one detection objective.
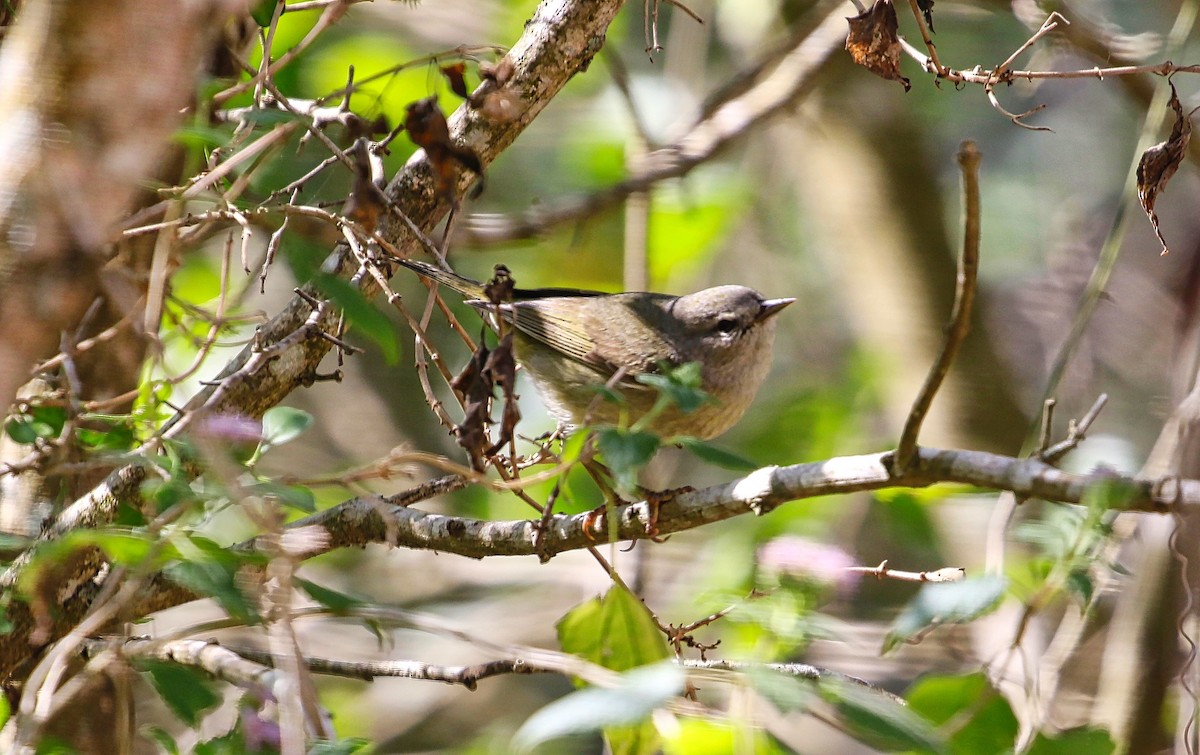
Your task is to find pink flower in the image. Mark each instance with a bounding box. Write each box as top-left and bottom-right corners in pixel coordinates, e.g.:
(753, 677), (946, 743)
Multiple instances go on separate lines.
(757, 536), (860, 596)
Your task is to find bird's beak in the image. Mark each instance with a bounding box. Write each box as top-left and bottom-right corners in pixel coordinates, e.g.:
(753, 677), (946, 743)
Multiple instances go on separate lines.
(757, 297), (795, 322)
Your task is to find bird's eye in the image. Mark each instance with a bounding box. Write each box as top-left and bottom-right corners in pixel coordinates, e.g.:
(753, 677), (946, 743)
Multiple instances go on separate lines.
(715, 317), (739, 335)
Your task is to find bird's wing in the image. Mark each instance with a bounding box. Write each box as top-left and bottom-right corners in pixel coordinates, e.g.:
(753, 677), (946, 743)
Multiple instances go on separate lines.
(470, 298), (635, 377)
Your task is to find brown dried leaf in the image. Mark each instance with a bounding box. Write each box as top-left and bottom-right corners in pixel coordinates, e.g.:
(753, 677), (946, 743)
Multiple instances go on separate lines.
(845, 0), (911, 92)
(478, 58), (515, 86)
(451, 340), (494, 471)
(404, 96), (484, 200)
(441, 62), (470, 99)
(484, 331), (520, 455)
(341, 138), (386, 231)
(483, 264), (515, 306)
(1137, 81), (1192, 255)
(917, 0), (935, 33)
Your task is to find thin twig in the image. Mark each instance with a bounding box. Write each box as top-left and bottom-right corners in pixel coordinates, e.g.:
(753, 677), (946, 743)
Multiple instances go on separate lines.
(893, 140), (981, 473)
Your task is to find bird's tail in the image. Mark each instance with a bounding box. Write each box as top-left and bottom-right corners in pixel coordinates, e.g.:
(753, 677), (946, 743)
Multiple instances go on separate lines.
(393, 257), (486, 299)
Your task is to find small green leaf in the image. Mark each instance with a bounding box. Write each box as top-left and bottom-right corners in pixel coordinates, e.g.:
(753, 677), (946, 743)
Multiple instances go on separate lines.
(141, 661), (222, 726)
(512, 661), (684, 752)
(297, 578), (363, 614)
(636, 362), (711, 414)
(884, 575), (1006, 654)
(820, 676), (946, 753)
(596, 427), (660, 495)
(80, 530), (157, 567)
(165, 536), (261, 625)
(249, 0), (278, 27)
(1026, 726), (1115, 755)
(673, 437), (757, 471)
(308, 739), (372, 755)
(260, 406), (314, 450)
(1066, 567), (1094, 606)
(314, 274), (400, 364)
(1082, 478), (1141, 514)
(141, 726), (180, 755)
(4, 418), (39, 444)
(558, 587), (670, 673)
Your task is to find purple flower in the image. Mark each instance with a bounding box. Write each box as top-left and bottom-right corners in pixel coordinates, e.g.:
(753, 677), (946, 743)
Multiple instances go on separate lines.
(194, 414), (264, 444)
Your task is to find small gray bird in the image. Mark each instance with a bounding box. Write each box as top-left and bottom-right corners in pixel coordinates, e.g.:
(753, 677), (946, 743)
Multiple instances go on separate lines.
(397, 258), (793, 439)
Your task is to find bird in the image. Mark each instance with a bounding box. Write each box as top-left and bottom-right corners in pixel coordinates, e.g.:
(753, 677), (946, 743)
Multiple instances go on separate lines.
(396, 257), (793, 439)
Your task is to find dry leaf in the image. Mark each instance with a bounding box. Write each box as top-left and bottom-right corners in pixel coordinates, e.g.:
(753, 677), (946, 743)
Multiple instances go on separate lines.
(1137, 81), (1192, 255)
(845, 0), (911, 92)
(404, 96), (484, 200)
(917, 0), (935, 33)
(440, 62), (469, 99)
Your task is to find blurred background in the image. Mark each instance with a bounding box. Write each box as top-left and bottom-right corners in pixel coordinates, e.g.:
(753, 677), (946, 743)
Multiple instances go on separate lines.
(138, 0), (1200, 751)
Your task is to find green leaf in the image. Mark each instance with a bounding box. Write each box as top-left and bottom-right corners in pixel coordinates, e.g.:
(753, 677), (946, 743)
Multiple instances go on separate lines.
(4, 417), (39, 444)
(558, 587), (670, 673)
(260, 406), (314, 450)
(1082, 478), (1141, 514)
(249, 0), (277, 26)
(662, 717), (782, 755)
(744, 666), (819, 713)
(141, 661), (222, 726)
(561, 588), (666, 666)
(314, 274), (400, 364)
(1066, 567), (1094, 606)
(884, 575), (1006, 654)
(250, 480), (316, 513)
(596, 427), (660, 496)
(1026, 726), (1115, 755)
(673, 437), (757, 471)
(636, 362), (711, 414)
(165, 536), (261, 625)
(33, 737), (76, 755)
(308, 739), (372, 755)
(141, 726), (180, 755)
(194, 728), (243, 755)
(79, 530), (157, 567)
(512, 661), (684, 752)
(297, 578), (363, 614)
(819, 676), (946, 753)
(906, 672), (1018, 754)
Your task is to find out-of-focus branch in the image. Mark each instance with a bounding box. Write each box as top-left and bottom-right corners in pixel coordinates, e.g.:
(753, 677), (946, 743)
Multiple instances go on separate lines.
(459, 1), (855, 245)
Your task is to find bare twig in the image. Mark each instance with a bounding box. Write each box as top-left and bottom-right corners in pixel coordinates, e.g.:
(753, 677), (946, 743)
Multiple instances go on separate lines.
(894, 140), (981, 473)
(846, 560), (966, 583)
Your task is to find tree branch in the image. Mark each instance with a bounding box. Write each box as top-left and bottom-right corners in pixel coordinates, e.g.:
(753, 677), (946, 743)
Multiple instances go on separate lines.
(0, 0), (628, 683)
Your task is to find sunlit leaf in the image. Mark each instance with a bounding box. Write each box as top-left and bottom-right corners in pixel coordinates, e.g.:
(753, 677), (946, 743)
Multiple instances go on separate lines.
(512, 661), (684, 752)
(906, 672), (1018, 754)
(1026, 726), (1115, 755)
(260, 406), (314, 450)
(884, 575), (1006, 654)
(558, 587), (670, 673)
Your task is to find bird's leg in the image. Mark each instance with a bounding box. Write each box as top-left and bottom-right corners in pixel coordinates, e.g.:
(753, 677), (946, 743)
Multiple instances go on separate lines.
(579, 459), (679, 544)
